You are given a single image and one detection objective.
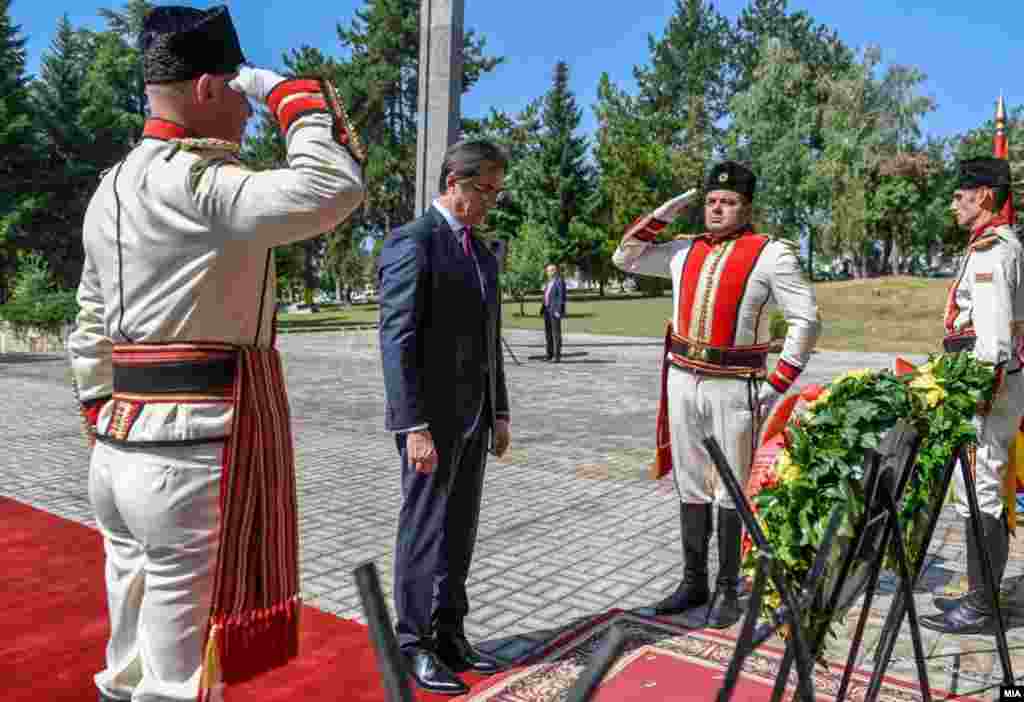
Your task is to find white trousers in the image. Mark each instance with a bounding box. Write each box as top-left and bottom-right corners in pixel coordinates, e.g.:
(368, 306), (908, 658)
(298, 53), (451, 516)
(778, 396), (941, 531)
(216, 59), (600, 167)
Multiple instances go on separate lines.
(668, 366), (758, 509)
(953, 372), (1024, 520)
(89, 440), (223, 702)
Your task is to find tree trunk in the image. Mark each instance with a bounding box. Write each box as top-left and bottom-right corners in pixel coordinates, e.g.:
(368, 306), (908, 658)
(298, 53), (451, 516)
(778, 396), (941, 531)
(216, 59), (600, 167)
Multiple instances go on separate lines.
(598, 278), (605, 298)
(335, 275), (344, 306)
(881, 235), (894, 275)
(888, 238), (901, 276)
(518, 296), (525, 317)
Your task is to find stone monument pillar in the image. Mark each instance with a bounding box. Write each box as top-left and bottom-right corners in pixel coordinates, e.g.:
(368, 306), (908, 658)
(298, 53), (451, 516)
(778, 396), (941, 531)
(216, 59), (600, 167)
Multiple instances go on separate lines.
(415, 0), (464, 217)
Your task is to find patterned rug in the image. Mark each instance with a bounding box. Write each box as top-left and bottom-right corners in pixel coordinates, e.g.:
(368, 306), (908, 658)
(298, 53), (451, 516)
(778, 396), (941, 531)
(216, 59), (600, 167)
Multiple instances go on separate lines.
(465, 611), (986, 701)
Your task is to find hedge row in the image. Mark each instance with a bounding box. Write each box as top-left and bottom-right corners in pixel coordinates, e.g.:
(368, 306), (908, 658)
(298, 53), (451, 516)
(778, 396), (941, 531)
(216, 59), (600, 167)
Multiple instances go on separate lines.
(0, 291), (79, 332)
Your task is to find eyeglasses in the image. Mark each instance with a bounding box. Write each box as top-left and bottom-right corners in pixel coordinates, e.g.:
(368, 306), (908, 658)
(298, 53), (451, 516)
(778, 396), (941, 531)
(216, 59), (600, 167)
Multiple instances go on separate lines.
(459, 179), (504, 202)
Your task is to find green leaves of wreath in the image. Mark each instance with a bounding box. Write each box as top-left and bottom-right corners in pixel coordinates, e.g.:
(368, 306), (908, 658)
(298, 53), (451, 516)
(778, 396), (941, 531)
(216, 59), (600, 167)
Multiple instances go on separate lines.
(745, 353), (994, 635)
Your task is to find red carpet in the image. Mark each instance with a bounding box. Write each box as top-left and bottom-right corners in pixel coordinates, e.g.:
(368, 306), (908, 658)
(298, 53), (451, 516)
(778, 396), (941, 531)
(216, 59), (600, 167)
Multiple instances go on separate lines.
(0, 497), (481, 702)
(464, 612), (987, 702)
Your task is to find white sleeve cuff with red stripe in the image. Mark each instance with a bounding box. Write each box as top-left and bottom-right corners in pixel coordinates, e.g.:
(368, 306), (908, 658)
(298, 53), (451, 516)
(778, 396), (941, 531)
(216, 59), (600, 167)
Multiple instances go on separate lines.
(767, 359), (802, 393)
(266, 77), (366, 163)
(625, 215), (668, 243)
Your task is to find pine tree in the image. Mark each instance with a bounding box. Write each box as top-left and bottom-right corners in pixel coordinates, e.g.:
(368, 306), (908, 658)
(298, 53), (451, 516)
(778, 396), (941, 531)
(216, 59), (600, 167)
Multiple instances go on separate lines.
(531, 61), (593, 265)
(0, 0), (39, 302)
(24, 9), (148, 289)
(24, 15), (96, 290)
(633, 0), (733, 181)
(336, 0), (502, 234)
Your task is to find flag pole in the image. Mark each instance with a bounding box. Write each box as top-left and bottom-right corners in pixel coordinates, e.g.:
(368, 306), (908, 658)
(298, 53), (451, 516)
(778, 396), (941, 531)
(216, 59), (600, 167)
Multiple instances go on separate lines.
(994, 93), (1016, 224)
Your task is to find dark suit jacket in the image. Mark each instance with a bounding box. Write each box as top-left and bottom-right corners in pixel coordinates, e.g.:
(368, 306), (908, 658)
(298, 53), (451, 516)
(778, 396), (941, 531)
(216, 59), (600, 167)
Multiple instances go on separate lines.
(543, 276), (566, 318)
(378, 206), (510, 451)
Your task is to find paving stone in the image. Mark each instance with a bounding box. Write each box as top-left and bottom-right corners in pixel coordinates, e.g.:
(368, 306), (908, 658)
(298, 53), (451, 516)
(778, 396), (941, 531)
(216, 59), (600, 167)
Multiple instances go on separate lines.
(0, 333), (967, 691)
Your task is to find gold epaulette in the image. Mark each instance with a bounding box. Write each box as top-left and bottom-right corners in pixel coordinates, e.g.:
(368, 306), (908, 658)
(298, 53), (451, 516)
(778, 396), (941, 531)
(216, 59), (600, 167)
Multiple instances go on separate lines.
(171, 137), (242, 155)
(767, 235), (799, 249)
(970, 233), (1000, 252)
(674, 234), (699, 240)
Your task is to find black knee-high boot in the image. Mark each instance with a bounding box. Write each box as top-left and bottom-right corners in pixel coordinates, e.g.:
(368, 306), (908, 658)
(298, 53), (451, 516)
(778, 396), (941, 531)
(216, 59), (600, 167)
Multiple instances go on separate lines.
(705, 507), (744, 629)
(922, 512), (1008, 635)
(640, 503), (711, 616)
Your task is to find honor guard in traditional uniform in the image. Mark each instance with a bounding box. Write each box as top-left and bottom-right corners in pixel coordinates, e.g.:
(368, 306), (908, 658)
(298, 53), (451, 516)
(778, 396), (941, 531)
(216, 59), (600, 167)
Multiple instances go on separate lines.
(67, 6), (365, 701)
(612, 162), (819, 628)
(921, 157), (1024, 635)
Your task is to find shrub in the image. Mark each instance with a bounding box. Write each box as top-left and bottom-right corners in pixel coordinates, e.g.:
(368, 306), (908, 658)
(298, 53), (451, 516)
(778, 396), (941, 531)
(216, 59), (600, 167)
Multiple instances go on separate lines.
(0, 253), (79, 334)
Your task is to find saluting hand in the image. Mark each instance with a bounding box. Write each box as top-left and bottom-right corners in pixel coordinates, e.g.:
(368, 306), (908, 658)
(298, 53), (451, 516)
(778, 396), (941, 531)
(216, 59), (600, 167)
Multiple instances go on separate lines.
(652, 188), (699, 223)
(229, 66), (287, 105)
(406, 430), (438, 474)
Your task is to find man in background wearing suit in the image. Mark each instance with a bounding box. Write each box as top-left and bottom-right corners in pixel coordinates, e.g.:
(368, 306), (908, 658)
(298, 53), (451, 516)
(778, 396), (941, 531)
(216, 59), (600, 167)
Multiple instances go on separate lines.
(378, 138), (512, 695)
(541, 263), (566, 362)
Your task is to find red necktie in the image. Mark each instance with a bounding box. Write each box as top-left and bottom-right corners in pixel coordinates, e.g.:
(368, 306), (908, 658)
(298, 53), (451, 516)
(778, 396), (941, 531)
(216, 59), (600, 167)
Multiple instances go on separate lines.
(462, 226), (473, 256)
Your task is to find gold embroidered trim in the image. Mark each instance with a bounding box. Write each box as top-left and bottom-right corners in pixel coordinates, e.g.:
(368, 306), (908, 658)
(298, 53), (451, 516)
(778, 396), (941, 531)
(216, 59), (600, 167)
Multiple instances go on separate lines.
(694, 240), (733, 342)
(171, 137), (242, 154)
(670, 354), (766, 379)
(107, 399), (144, 441)
(113, 390), (234, 403)
(322, 79), (366, 164)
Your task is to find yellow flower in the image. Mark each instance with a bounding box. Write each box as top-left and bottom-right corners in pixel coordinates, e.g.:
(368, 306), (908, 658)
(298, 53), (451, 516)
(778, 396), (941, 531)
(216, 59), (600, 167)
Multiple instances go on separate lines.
(837, 368), (873, 383)
(805, 389), (831, 413)
(908, 370), (947, 408)
(776, 449), (801, 482)
(925, 386), (947, 408)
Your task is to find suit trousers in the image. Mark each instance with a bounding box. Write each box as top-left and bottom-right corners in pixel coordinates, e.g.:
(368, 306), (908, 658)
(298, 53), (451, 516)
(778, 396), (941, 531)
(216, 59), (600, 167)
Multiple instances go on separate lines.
(393, 421), (491, 650)
(953, 372), (1024, 520)
(543, 308), (563, 360)
(667, 366), (758, 509)
(89, 439), (222, 702)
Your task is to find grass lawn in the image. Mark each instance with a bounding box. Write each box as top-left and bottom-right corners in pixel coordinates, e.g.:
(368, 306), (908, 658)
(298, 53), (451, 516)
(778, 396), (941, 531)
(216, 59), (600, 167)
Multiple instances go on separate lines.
(277, 276), (953, 353)
(277, 304), (379, 332)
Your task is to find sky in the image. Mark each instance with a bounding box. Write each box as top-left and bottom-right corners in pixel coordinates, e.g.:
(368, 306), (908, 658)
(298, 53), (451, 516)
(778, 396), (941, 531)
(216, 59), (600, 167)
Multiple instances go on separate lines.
(11, 0), (1024, 144)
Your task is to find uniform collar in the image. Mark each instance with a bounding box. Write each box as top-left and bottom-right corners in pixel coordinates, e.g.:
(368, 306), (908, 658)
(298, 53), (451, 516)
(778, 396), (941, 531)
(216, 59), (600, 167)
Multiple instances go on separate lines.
(969, 213), (1009, 245)
(701, 227), (753, 244)
(142, 118), (194, 141)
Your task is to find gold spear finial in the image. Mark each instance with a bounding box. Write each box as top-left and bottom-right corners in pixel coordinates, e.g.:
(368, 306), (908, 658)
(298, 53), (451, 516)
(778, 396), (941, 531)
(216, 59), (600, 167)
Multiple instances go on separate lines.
(997, 93), (1006, 129)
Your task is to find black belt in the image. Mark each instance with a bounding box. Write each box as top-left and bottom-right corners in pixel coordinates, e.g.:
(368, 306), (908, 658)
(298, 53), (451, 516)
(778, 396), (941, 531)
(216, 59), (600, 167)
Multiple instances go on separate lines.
(112, 358), (237, 394)
(670, 339), (767, 369)
(943, 334), (976, 353)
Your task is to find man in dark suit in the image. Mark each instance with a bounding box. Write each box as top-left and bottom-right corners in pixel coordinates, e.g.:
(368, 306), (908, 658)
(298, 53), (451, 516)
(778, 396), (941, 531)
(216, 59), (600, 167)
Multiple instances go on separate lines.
(378, 138), (512, 695)
(541, 263), (566, 362)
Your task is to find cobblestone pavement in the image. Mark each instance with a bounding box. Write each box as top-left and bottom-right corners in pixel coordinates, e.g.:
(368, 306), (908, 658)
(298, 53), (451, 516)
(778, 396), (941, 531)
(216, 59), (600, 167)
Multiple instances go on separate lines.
(3, 330), (1023, 698)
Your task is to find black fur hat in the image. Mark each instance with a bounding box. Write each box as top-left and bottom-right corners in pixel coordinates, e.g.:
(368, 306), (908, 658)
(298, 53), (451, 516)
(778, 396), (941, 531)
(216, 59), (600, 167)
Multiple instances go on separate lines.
(140, 5), (246, 84)
(958, 157), (1012, 190)
(706, 161), (757, 201)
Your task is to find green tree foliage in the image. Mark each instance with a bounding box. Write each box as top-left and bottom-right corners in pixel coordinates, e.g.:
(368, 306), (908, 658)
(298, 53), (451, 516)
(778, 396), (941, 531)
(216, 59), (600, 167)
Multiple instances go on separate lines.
(532, 60), (593, 263)
(634, 0), (732, 180)
(727, 37), (822, 239)
(17, 4), (147, 292)
(0, 252), (78, 331)
(0, 0), (39, 303)
(470, 102), (544, 243)
(336, 0), (501, 233)
(502, 222), (550, 317)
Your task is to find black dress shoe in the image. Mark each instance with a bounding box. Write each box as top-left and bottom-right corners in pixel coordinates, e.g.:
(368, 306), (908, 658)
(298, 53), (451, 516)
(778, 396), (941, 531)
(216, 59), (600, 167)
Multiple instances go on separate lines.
(920, 595), (996, 635)
(437, 634), (501, 675)
(403, 647), (469, 695)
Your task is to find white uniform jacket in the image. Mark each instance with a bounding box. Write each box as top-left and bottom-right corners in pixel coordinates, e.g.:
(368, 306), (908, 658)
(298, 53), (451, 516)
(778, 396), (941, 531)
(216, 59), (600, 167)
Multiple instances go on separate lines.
(612, 215), (819, 391)
(69, 82), (365, 445)
(944, 222), (1024, 378)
